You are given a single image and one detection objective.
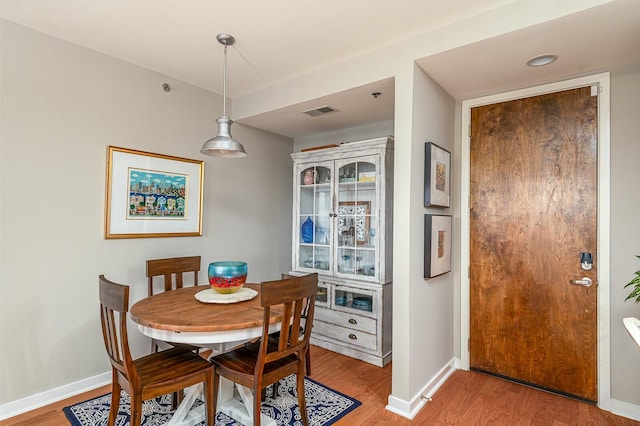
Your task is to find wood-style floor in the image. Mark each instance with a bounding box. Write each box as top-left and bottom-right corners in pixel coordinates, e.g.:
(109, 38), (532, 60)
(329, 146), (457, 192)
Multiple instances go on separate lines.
(2, 346), (638, 425)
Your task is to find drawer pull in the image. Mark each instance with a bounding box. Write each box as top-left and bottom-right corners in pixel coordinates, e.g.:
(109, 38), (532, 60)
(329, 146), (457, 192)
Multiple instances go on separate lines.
(348, 333), (357, 340)
(348, 318), (357, 325)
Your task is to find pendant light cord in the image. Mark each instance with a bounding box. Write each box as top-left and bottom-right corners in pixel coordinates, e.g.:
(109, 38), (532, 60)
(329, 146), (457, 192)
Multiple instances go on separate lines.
(222, 41), (228, 117)
(200, 33), (246, 158)
(233, 46), (265, 83)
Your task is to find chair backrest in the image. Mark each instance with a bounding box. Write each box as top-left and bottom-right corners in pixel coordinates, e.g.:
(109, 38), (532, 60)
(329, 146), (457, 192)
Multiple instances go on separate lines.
(257, 273), (318, 373)
(280, 273), (311, 318)
(146, 256), (201, 296)
(99, 275), (136, 382)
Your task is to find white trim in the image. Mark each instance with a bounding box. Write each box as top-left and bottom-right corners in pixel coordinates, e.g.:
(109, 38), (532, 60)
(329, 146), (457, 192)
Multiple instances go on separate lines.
(0, 372), (110, 420)
(385, 357), (458, 419)
(136, 322), (279, 346)
(611, 398), (640, 422)
(460, 73), (611, 409)
(595, 73), (611, 410)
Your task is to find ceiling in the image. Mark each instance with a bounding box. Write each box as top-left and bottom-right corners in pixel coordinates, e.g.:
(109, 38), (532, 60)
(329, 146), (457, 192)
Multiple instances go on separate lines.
(418, 0), (640, 101)
(2, 0), (639, 139)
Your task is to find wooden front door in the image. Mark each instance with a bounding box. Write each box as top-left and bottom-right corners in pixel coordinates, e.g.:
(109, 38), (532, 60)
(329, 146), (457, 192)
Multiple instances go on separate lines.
(469, 87), (598, 402)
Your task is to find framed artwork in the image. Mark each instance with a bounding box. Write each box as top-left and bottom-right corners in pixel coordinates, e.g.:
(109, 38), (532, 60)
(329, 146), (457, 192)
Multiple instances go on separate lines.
(424, 214), (452, 278)
(337, 201), (371, 245)
(104, 146), (204, 239)
(424, 142), (451, 207)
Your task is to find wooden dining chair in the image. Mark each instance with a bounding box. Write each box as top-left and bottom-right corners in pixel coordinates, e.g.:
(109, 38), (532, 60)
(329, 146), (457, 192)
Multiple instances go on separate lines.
(210, 273), (318, 426)
(261, 273), (313, 400)
(98, 275), (215, 426)
(146, 255), (201, 295)
(146, 255), (201, 353)
(274, 273), (312, 376)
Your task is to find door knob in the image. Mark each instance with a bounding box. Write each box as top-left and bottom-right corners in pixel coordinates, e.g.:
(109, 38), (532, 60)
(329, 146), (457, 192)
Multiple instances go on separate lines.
(570, 277), (592, 287)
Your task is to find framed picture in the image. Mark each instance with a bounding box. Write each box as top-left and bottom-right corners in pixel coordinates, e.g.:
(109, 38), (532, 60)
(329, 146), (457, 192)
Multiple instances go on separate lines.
(424, 142), (451, 207)
(337, 201), (371, 245)
(424, 214), (452, 278)
(104, 146), (204, 239)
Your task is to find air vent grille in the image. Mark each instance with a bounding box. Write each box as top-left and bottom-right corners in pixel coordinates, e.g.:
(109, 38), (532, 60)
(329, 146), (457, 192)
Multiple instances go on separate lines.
(302, 106), (338, 117)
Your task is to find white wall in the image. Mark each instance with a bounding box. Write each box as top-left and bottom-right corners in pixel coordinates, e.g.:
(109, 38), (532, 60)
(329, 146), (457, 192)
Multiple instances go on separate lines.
(389, 64), (455, 406)
(609, 63), (640, 406)
(408, 65), (456, 394)
(293, 120), (394, 152)
(0, 21), (293, 405)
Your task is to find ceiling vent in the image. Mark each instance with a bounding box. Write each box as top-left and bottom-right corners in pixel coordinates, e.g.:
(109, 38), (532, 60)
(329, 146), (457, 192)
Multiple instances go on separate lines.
(302, 106), (338, 117)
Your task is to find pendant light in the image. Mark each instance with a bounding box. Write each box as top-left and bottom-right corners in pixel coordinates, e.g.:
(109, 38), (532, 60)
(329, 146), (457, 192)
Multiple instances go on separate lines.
(201, 33), (247, 158)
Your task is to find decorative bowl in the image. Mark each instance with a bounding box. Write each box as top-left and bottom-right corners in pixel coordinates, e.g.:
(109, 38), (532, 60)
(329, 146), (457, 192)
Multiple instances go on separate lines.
(335, 295), (348, 306)
(353, 296), (373, 311)
(207, 261), (247, 294)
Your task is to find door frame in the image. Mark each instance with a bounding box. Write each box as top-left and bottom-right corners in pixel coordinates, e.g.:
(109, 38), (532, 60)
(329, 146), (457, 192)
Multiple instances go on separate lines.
(459, 73), (611, 408)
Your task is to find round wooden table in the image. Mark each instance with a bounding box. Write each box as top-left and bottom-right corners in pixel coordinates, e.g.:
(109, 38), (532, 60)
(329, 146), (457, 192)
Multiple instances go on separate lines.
(130, 283), (283, 346)
(130, 283), (281, 426)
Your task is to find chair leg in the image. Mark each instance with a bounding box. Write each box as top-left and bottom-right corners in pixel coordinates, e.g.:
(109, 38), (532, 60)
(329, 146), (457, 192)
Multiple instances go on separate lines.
(129, 392), (143, 426)
(270, 347), (310, 401)
(305, 347), (311, 376)
(211, 368), (219, 425)
(204, 372), (215, 426)
(253, 383), (262, 426)
(296, 366), (309, 426)
(171, 390), (182, 410)
(108, 379), (121, 426)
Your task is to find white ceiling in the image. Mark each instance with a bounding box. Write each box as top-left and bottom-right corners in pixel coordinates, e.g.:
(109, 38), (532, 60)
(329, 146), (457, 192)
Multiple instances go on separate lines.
(417, 0), (640, 101)
(2, 0), (639, 139)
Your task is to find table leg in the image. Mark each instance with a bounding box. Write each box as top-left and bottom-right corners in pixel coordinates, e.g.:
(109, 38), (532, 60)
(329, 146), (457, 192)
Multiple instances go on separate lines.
(161, 380), (269, 426)
(217, 379), (276, 426)
(167, 384), (205, 426)
(207, 340), (276, 424)
(157, 340), (276, 426)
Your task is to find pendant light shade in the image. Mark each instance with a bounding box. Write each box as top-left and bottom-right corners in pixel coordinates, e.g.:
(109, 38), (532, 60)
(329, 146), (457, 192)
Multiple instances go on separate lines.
(201, 116), (246, 158)
(201, 33), (247, 158)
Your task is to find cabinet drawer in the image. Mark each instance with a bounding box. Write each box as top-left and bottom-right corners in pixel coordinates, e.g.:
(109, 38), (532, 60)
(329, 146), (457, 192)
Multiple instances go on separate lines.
(312, 320), (377, 351)
(314, 307), (376, 334)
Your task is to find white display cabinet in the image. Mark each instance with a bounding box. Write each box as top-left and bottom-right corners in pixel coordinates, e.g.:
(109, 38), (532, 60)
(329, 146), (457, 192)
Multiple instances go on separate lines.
(290, 137), (393, 366)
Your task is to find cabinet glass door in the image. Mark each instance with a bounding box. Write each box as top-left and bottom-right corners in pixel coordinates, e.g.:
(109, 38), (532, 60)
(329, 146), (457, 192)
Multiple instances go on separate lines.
(315, 282), (329, 308)
(334, 285), (375, 315)
(297, 162), (333, 273)
(335, 156), (378, 280)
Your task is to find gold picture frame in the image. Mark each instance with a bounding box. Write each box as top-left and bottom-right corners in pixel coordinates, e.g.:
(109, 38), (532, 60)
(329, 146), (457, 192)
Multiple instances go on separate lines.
(104, 146), (204, 239)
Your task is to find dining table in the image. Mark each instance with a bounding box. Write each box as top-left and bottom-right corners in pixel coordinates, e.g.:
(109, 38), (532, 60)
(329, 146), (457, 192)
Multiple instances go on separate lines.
(130, 283), (282, 426)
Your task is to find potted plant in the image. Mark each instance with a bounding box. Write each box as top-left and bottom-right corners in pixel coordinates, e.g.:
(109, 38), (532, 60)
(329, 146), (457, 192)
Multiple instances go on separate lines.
(624, 255), (640, 304)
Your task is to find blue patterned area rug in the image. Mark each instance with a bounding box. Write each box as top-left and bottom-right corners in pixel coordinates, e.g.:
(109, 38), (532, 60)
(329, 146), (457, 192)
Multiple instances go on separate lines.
(63, 375), (360, 426)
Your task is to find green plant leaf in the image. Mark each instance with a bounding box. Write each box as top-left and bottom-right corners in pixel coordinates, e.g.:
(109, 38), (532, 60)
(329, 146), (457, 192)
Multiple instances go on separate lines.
(625, 256), (640, 304)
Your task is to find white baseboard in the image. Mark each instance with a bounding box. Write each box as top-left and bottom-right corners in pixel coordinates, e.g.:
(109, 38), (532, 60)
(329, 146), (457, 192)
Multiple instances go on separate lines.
(385, 357), (458, 419)
(383, 357), (640, 423)
(611, 398), (640, 421)
(0, 371), (110, 420)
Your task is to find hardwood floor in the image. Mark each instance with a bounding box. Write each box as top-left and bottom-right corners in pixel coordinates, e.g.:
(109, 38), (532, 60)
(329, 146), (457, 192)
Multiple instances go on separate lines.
(3, 346), (638, 425)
